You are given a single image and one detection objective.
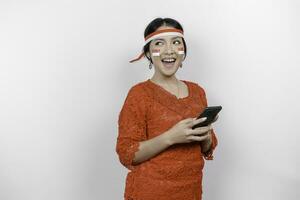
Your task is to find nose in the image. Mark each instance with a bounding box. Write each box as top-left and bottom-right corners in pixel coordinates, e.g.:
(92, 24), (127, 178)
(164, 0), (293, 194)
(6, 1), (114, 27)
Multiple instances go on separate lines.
(165, 42), (175, 55)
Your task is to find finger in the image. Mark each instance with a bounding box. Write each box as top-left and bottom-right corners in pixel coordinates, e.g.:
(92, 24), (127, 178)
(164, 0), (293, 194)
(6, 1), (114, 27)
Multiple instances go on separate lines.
(188, 117), (206, 127)
(186, 117), (206, 128)
(187, 134), (210, 142)
(187, 127), (210, 136)
(183, 118), (194, 124)
(199, 124), (212, 130)
(195, 117), (207, 123)
(190, 125), (212, 135)
(212, 115), (219, 123)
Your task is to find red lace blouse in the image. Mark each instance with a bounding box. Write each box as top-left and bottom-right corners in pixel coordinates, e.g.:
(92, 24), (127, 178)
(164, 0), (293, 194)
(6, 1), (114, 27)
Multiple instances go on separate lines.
(116, 79), (218, 200)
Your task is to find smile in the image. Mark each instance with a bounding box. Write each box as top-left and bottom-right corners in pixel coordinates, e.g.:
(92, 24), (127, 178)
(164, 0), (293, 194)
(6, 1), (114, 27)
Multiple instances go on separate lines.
(161, 58), (176, 63)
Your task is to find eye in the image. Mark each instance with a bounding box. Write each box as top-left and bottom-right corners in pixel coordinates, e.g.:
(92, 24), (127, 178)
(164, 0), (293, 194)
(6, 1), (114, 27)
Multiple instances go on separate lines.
(173, 40), (181, 45)
(154, 41), (164, 46)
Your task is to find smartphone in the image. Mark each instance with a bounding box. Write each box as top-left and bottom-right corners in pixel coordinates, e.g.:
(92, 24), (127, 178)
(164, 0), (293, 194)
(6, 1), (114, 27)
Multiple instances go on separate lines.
(192, 106), (222, 129)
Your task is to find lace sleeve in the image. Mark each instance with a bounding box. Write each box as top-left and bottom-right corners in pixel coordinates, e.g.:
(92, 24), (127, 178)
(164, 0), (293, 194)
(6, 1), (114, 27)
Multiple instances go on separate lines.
(197, 84), (218, 160)
(116, 85), (148, 170)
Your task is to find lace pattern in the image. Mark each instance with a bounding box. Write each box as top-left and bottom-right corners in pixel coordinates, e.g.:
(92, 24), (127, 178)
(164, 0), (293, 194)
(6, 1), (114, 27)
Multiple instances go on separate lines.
(116, 80), (218, 200)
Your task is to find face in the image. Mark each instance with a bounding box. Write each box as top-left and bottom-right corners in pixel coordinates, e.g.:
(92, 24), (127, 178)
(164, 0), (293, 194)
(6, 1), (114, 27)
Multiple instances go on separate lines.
(147, 26), (185, 77)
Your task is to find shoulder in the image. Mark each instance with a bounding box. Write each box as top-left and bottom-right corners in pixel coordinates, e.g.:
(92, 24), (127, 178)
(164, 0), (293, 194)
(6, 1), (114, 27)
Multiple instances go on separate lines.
(123, 80), (151, 105)
(127, 80), (148, 97)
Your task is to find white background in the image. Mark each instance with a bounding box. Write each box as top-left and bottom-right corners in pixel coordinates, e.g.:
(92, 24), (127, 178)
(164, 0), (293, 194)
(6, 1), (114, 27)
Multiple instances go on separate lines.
(0, 0), (299, 200)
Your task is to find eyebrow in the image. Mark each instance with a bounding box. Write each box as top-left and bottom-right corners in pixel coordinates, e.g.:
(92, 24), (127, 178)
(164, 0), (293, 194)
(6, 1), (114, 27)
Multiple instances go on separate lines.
(153, 36), (181, 41)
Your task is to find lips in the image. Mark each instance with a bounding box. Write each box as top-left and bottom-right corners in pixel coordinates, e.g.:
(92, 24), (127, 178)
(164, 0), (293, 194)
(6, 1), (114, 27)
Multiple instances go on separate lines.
(161, 58), (176, 63)
(161, 58), (176, 68)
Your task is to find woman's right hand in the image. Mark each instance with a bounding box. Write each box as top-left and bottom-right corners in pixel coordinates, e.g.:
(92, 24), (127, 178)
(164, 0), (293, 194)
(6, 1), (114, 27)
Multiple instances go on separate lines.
(166, 117), (213, 145)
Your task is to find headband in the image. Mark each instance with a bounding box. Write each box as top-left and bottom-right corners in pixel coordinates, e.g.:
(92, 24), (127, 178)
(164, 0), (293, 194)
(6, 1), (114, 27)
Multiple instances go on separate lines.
(129, 28), (184, 63)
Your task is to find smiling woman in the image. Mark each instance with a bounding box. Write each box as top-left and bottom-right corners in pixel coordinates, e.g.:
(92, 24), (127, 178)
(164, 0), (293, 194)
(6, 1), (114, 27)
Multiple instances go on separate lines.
(116, 18), (219, 200)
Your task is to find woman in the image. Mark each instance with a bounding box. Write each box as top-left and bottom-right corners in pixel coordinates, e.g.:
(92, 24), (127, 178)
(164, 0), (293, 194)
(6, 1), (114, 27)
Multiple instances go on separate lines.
(116, 17), (218, 200)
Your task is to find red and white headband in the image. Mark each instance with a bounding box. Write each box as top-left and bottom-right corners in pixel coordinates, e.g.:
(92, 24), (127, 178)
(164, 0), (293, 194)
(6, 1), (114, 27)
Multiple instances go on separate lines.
(129, 28), (184, 63)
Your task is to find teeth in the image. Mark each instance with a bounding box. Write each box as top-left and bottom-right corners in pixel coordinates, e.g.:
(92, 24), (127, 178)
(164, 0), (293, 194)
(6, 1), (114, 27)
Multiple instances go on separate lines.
(162, 58), (176, 62)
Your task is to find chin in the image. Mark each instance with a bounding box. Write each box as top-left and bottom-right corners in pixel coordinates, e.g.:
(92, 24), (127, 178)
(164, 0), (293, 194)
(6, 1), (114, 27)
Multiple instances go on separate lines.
(160, 67), (179, 76)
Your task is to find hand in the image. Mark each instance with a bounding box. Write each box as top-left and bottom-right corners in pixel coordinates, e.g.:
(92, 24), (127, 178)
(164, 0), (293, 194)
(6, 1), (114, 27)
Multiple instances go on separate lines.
(166, 117), (213, 145)
(212, 114), (219, 124)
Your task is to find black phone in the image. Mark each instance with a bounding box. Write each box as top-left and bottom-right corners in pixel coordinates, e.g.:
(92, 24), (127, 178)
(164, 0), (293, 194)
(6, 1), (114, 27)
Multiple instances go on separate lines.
(192, 106), (222, 129)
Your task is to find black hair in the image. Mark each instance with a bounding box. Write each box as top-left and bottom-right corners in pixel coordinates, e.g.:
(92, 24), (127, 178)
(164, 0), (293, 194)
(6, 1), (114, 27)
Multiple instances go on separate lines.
(143, 18), (187, 63)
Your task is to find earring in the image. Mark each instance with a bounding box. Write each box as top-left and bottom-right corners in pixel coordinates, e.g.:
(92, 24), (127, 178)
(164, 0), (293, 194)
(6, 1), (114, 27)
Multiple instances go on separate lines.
(179, 64), (182, 68)
(149, 62), (152, 69)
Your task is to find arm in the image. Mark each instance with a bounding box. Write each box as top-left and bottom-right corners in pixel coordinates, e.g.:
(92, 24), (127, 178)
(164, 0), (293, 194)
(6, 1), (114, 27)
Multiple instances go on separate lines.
(132, 130), (172, 165)
(116, 85), (172, 170)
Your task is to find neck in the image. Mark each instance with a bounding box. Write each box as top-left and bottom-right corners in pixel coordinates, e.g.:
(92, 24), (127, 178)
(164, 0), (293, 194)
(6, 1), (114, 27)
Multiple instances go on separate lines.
(150, 73), (178, 85)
